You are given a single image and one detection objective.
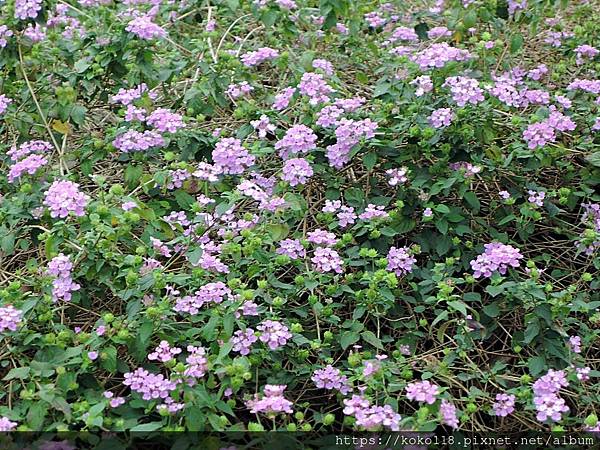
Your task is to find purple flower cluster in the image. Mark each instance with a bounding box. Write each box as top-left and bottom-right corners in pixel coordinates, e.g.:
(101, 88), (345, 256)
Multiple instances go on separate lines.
(148, 340), (182, 363)
(412, 43), (471, 70)
(226, 81), (254, 99)
(577, 203), (600, 254)
(316, 97), (366, 128)
(440, 400), (459, 429)
(429, 108), (454, 128)
(47, 254), (81, 302)
(359, 204), (389, 221)
(428, 26), (452, 39)
(146, 108), (185, 133)
(307, 229), (338, 247)
(410, 75), (433, 97)
(251, 115), (276, 138)
(8, 140), (52, 161)
(123, 367), (177, 401)
(443, 76), (484, 106)
(231, 329), (258, 355)
(322, 200), (357, 228)
(492, 393), (516, 417)
(0, 305), (22, 333)
(522, 122), (556, 149)
(312, 58), (334, 76)
(275, 124), (318, 159)
(568, 335), (582, 354)
(470, 242), (523, 278)
(7, 140), (51, 184)
(389, 26), (418, 43)
(0, 26), (13, 49)
(111, 83), (155, 106)
(567, 78), (600, 95)
(527, 190), (546, 207)
(212, 137), (255, 175)
(312, 365), (351, 394)
(312, 247), (344, 273)
(574, 45), (599, 65)
(15, 0), (43, 20)
(126, 16), (167, 40)
(104, 391), (126, 408)
(246, 385), (293, 415)
(240, 47), (279, 67)
(386, 167), (409, 186)
(183, 345), (208, 381)
(0, 417), (17, 431)
(298, 72), (335, 105)
(343, 395), (402, 431)
(276, 239), (306, 259)
(405, 380), (439, 404)
(257, 320), (292, 349)
(273, 87), (296, 111)
(281, 158), (313, 186)
(43, 180), (89, 218)
(174, 282), (232, 314)
(387, 246), (416, 276)
(113, 130), (165, 152)
(532, 369), (569, 423)
(326, 118), (378, 168)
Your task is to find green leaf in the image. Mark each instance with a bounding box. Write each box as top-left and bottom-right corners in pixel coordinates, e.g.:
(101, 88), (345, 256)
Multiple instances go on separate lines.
(510, 33), (524, 54)
(186, 246), (203, 266)
(1, 233), (15, 255)
(27, 402), (48, 430)
(124, 164), (143, 188)
(340, 331), (360, 350)
(361, 331), (384, 350)
(464, 191), (480, 212)
(266, 223), (290, 241)
(100, 346), (118, 373)
(131, 422), (164, 431)
(585, 152), (600, 167)
(3, 367), (30, 380)
(524, 320), (540, 344)
(362, 152), (377, 171)
(345, 187), (365, 207)
(447, 301), (468, 316)
(528, 356), (546, 377)
(174, 190), (195, 209)
(463, 10), (478, 28)
(482, 303), (500, 318)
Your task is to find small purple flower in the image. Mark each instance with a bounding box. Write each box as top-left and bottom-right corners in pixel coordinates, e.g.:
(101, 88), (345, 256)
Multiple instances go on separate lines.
(440, 400), (459, 429)
(251, 115), (276, 138)
(257, 320), (292, 350)
(568, 335), (581, 354)
(492, 393), (516, 417)
(307, 229), (338, 247)
(276, 239), (306, 260)
(312, 365), (351, 394)
(246, 385), (293, 415)
(126, 16), (167, 40)
(0, 305), (22, 333)
(470, 242), (523, 278)
(311, 247), (344, 273)
(281, 158), (313, 186)
(0, 417), (17, 431)
(240, 47), (279, 67)
(405, 380), (439, 404)
(387, 246), (416, 276)
(429, 108), (454, 128)
(231, 329), (258, 355)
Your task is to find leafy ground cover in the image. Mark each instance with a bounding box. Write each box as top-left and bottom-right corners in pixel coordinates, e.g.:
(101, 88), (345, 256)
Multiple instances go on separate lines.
(0, 0), (600, 438)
